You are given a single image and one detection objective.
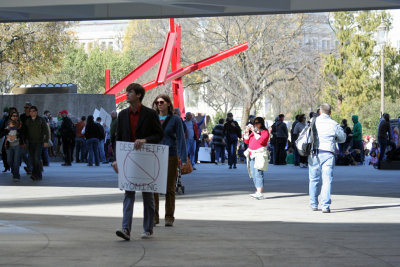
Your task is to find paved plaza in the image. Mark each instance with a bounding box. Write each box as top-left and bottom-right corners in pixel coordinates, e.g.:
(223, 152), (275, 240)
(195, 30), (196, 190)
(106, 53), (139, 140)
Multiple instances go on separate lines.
(0, 161), (399, 266)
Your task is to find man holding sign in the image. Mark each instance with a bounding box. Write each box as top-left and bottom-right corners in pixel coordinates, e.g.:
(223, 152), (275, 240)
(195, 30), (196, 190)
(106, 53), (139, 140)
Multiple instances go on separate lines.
(112, 83), (163, 240)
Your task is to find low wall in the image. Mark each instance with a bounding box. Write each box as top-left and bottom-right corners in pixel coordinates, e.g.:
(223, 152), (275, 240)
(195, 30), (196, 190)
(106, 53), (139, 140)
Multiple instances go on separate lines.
(0, 94), (116, 119)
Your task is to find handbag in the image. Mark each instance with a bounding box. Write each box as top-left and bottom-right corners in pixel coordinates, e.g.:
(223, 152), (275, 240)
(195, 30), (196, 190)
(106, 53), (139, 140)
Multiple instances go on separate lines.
(181, 157), (193, 175)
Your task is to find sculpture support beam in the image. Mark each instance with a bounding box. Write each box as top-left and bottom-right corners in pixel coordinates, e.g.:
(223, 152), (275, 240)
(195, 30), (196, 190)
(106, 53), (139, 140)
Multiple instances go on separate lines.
(106, 19), (248, 113)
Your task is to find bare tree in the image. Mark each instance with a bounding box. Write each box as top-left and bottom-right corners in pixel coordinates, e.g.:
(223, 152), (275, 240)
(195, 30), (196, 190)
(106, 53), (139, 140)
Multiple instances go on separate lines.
(182, 15), (320, 128)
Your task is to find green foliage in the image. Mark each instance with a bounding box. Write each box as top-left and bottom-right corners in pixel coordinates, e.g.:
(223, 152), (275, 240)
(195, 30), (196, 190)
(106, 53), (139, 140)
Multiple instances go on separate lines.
(0, 22), (73, 92)
(358, 97), (400, 136)
(28, 44), (138, 94)
(207, 111), (227, 133)
(322, 11), (400, 120)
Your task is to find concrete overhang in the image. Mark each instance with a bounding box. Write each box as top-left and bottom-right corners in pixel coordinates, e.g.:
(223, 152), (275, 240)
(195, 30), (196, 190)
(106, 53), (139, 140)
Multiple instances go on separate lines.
(0, 0), (400, 22)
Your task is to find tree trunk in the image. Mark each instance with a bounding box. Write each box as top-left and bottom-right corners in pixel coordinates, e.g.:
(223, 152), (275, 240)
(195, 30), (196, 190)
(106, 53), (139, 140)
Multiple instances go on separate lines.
(241, 100), (252, 129)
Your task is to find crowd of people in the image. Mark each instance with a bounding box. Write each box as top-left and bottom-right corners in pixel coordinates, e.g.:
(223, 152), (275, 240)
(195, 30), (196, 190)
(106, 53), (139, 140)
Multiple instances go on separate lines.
(1, 83), (399, 240)
(0, 102), (116, 181)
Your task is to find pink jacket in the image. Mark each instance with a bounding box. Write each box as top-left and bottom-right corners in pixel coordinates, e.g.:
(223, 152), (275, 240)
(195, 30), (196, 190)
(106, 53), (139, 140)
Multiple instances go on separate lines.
(244, 130), (270, 151)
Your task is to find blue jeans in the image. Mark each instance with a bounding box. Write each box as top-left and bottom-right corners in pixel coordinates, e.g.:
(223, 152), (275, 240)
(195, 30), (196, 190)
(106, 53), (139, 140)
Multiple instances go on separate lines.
(250, 158), (264, 189)
(42, 146), (50, 165)
(293, 146), (300, 165)
(308, 152), (335, 210)
(75, 137), (86, 162)
(28, 143), (43, 179)
(122, 191), (154, 233)
(98, 139), (106, 162)
(226, 138), (238, 167)
(214, 145), (225, 163)
(7, 145), (21, 178)
(86, 138), (100, 165)
(186, 138), (196, 167)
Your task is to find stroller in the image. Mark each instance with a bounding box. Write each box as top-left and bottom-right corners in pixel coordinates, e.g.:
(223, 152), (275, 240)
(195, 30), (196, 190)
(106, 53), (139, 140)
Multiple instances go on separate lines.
(175, 159), (185, 194)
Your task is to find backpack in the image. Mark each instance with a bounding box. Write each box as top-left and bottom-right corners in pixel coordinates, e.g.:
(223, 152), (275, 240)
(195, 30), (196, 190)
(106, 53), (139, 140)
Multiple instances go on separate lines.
(295, 117), (317, 157)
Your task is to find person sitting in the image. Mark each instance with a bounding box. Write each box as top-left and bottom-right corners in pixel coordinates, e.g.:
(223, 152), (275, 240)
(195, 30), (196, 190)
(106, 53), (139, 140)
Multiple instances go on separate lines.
(370, 150), (378, 165)
(285, 147), (294, 164)
(364, 149), (371, 165)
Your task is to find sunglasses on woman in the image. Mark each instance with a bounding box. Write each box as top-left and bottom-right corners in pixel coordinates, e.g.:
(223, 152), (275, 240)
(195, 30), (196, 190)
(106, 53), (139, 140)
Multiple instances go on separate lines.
(155, 100), (165, 105)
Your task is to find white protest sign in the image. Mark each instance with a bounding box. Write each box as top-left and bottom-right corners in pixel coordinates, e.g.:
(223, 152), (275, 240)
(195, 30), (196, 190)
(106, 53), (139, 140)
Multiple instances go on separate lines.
(198, 147), (212, 162)
(93, 109), (100, 120)
(116, 141), (169, 193)
(99, 107), (112, 128)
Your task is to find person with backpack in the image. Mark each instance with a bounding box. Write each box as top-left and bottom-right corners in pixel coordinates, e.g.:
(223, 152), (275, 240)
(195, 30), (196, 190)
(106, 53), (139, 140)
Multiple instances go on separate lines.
(338, 119), (352, 157)
(293, 114), (307, 168)
(308, 104), (346, 213)
(152, 94), (187, 227)
(59, 110), (75, 166)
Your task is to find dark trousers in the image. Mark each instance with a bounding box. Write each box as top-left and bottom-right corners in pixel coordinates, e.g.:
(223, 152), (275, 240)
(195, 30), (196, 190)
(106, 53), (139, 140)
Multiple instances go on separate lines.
(352, 140), (364, 162)
(275, 137), (287, 165)
(214, 145), (225, 163)
(226, 138), (238, 167)
(293, 146), (300, 165)
(75, 137), (86, 162)
(378, 137), (396, 166)
(62, 137), (74, 164)
(28, 142), (43, 179)
(154, 156), (179, 223)
(338, 141), (350, 157)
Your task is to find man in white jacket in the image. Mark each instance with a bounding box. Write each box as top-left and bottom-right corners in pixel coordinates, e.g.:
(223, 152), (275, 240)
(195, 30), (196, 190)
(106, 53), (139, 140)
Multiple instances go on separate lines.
(308, 103), (346, 213)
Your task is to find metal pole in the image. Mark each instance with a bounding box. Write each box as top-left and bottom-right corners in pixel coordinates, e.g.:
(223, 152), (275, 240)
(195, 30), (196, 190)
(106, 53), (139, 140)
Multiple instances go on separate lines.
(380, 45), (385, 116)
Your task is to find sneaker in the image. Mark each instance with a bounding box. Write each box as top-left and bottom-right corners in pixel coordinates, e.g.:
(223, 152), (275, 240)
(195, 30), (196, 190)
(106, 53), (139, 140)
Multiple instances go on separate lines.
(140, 231), (153, 239)
(249, 192), (258, 198)
(250, 192), (264, 200)
(310, 206), (318, 211)
(165, 221), (173, 227)
(322, 208), (331, 213)
(87, 163), (93, 166)
(229, 165), (232, 169)
(116, 228), (130, 241)
(233, 165), (237, 169)
(61, 163), (72, 166)
(192, 167), (196, 170)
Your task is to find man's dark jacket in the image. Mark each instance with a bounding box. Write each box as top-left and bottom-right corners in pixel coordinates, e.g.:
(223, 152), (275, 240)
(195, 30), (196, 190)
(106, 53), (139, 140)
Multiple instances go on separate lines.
(116, 105), (163, 144)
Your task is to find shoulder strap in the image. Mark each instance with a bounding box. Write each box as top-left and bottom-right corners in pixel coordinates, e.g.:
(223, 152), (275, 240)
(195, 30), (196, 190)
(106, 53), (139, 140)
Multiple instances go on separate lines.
(162, 115), (173, 130)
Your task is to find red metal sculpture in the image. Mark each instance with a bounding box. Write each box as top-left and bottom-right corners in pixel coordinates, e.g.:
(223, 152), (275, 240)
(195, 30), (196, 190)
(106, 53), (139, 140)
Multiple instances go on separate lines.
(104, 18), (248, 116)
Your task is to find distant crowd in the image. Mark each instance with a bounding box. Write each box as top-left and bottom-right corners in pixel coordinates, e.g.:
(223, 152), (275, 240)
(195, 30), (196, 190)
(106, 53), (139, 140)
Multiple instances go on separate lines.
(0, 102), (117, 182)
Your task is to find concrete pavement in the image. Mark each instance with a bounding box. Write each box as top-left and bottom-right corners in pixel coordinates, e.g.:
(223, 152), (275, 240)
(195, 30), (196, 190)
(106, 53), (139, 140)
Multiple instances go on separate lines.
(0, 162), (399, 266)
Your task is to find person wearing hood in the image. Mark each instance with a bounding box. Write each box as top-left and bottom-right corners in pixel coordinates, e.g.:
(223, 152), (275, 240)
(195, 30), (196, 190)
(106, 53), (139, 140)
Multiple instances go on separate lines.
(351, 115), (363, 163)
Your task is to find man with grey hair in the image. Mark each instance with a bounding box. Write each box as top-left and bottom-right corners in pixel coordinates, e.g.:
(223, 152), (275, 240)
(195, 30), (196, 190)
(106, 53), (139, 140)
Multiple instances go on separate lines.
(308, 103), (346, 213)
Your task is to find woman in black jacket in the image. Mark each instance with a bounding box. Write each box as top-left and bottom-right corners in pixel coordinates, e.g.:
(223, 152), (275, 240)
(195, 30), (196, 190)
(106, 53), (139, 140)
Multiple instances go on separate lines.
(84, 115), (101, 166)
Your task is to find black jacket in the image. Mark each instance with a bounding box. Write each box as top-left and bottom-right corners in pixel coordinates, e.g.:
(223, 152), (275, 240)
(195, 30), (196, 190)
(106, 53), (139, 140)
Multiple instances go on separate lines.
(116, 105), (163, 144)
